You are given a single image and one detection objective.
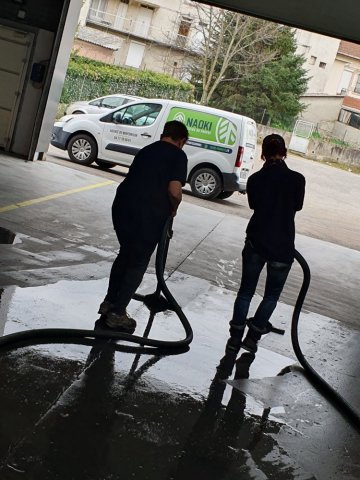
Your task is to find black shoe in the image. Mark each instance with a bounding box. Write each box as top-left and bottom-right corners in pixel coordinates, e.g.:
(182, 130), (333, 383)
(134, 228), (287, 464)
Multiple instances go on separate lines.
(105, 312), (136, 333)
(98, 300), (113, 315)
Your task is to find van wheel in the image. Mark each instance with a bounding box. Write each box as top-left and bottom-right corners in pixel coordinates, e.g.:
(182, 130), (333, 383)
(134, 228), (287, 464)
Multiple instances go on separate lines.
(217, 191), (234, 200)
(68, 134), (97, 165)
(190, 168), (222, 199)
(95, 159), (116, 169)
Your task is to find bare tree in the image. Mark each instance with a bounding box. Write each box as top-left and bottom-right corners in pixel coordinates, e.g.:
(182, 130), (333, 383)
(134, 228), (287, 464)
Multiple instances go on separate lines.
(192, 4), (282, 104)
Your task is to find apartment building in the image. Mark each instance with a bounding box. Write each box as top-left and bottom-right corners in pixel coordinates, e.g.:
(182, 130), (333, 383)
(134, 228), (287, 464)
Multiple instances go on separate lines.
(295, 30), (360, 142)
(335, 41), (360, 132)
(75, 0), (203, 80)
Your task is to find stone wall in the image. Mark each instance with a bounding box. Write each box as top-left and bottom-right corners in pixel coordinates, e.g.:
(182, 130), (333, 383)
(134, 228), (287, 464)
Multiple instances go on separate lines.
(332, 121), (360, 146)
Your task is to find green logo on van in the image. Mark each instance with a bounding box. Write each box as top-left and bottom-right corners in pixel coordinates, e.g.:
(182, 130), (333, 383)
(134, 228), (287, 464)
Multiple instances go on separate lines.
(174, 111), (186, 124)
(167, 108), (237, 146)
(216, 118), (237, 145)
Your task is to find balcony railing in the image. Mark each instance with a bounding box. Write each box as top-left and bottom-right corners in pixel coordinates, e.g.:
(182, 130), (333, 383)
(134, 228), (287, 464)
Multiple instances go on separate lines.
(87, 8), (193, 51)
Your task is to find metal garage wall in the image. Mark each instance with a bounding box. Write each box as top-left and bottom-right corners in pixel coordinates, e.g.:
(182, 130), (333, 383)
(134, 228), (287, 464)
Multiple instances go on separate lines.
(0, 26), (33, 150)
(0, 0), (82, 160)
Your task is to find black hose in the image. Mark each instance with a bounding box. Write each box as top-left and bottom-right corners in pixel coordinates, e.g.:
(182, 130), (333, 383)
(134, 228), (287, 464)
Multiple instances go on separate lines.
(0, 217), (193, 351)
(293, 250), (360, 431)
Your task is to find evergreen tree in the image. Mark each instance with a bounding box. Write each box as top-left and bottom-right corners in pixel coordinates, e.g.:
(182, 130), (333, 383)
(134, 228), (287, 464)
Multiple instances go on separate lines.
(210, 28), (308, 128)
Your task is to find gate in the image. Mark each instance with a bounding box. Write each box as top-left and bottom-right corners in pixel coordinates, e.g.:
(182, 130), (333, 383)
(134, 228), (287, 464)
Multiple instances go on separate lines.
(289, 119), (315, 154)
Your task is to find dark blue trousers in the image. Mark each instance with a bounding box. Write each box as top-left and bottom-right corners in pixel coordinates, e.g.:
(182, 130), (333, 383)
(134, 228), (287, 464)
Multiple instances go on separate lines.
(231, 241), (292, 334)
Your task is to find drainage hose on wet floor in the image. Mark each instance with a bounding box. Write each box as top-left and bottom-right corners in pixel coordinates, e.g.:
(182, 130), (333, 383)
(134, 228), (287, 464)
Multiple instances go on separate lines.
(0, 217), (193, 350)
(0, 220), (359, 430)
(293, 250), (360, 431)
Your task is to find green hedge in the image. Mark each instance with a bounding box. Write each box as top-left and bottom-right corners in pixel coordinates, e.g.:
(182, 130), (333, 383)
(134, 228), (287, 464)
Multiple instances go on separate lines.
(60, 55), (194, 104)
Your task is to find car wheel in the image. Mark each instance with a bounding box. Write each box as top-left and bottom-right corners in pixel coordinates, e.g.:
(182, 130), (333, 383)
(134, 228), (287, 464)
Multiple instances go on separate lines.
(190, 168), (222, 199)
(68, 134), (97, 165)
(217, 191), (234, 200)
(72, 110), (84, 114)
(95, 159), (116, 169)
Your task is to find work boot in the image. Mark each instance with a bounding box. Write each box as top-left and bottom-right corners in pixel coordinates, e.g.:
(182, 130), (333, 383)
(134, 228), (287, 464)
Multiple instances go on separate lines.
(105, 311), (136, 333)
(98, 300), (113, 316)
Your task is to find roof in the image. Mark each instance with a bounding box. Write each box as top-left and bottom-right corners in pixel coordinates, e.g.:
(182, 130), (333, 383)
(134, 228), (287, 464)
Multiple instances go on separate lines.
(343, 95), (360, 111)
(76, 26), (122, 51)
(338, 40), (360, 60)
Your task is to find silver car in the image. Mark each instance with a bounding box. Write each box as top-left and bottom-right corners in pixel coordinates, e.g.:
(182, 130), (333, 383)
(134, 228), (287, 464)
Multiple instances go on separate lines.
(65, 94), (144, 115)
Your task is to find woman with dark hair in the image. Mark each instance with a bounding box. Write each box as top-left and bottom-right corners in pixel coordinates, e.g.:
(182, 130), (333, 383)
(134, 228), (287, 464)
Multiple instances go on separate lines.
(222, 134), (305, 364)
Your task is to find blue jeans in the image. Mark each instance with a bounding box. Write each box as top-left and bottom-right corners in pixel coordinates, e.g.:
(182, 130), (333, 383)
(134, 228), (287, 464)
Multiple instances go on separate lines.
(231, 241), (292, 333)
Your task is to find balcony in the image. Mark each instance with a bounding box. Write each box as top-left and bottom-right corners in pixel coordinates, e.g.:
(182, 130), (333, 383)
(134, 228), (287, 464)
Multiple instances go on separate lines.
(87, 8), (194, 51)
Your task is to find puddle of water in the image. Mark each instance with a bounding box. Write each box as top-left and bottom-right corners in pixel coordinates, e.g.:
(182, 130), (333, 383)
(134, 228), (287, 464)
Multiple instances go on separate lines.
(0, 274), (295, 397)
(0, 275), (325, 480)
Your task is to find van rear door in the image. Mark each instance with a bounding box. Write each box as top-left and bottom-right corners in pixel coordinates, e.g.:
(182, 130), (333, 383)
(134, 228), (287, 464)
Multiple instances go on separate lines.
(243, 119), (257, 166)
(234, 119), (257, 190)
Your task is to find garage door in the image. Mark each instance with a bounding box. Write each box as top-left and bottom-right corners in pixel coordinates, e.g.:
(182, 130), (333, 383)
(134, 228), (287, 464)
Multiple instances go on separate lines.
(0, 25), (33, 150)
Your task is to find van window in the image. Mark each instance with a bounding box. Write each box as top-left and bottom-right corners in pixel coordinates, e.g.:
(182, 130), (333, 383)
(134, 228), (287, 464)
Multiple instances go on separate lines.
(112, 103), (162, 126)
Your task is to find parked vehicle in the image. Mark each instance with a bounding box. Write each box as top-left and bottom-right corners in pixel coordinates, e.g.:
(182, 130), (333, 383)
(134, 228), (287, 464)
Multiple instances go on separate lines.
(52, 99), (257, 199)
(65, 94), (144, 115)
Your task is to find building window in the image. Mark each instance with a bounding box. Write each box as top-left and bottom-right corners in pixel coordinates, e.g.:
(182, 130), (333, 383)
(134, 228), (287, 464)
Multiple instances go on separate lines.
(89, 0), (108, 21)
(114, 0), (129, 31)
(337, 69), (352, 95)
(349, 112), (360, 129)
(176, 16), (192, 48)
(319, 61), (326, 69)
(354, 75), (360, 94)
(132, 5), (154, 37)
(309, 55), (317, 65)
(338, 108), (360, 130)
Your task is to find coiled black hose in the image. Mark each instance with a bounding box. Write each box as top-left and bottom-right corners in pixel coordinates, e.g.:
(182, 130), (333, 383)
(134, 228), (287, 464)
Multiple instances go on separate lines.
(0, 217), (193, 351)
(293, 250), (360, 431)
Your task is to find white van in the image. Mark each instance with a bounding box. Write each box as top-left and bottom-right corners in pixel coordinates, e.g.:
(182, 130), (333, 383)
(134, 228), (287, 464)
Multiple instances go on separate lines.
(51, 99), (257, 200)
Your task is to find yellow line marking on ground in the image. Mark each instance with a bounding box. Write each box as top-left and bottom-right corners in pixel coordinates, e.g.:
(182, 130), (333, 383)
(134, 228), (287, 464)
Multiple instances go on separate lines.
(0, 180), (115, 213)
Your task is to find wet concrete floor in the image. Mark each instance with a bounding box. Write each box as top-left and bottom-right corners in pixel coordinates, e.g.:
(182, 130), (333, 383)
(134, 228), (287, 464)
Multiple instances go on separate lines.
(0, 155), (359, 479)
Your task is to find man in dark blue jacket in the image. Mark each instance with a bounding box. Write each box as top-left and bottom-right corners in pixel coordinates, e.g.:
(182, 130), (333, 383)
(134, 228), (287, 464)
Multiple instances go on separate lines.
(224, 134), (305, 360)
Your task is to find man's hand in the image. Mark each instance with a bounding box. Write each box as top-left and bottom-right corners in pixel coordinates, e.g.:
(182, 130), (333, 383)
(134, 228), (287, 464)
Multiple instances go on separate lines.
(168, 180), (183, 217)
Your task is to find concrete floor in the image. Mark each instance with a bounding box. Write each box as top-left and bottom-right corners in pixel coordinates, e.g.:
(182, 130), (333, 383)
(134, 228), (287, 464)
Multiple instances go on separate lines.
(0, 154), (359, 479)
